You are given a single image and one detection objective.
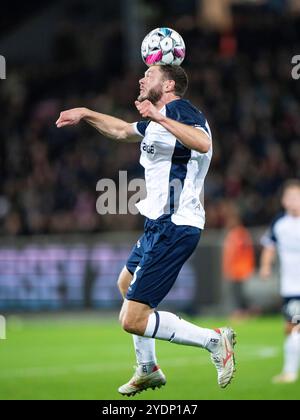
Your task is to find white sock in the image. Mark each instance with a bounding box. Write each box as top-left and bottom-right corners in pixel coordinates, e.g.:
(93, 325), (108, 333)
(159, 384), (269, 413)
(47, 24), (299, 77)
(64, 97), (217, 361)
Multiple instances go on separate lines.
(133, 335), (157, 374)
(144, 311), (220, 352)
(283, 331), (300, 375)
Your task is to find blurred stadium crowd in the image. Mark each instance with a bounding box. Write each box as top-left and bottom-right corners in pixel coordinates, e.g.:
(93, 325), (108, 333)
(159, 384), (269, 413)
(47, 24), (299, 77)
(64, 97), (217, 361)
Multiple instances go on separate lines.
(0, 0), (300, 236)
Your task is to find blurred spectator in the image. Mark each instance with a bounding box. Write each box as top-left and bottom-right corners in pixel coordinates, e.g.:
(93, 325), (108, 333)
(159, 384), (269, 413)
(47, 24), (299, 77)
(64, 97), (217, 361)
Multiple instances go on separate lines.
(222, 201), (255, 318)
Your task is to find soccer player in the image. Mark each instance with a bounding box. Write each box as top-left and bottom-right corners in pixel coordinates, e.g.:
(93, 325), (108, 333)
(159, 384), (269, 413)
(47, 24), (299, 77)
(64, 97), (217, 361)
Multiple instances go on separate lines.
(260, 179), (300, 384)
(56, 64), (236, 395)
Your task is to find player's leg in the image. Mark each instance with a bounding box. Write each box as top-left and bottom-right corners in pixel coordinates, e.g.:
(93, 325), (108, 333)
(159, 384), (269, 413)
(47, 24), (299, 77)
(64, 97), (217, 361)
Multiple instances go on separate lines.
(122, 299), (221, 349)
(117, 265), (162, 396)
(273, 322), (300, 384)
(117, 266), (132, 298)
(273, 299), (300, 383)
(118, 267), (157, 370)
(118, 299), (166, 396)
(122, 220), (236, 389)
(231, 281), (248, 316)
(122, 300), (236, 389)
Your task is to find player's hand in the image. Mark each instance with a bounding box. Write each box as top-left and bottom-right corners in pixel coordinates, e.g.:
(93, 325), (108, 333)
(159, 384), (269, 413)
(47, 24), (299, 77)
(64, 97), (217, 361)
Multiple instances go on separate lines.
(135, 100), (163, 122)
(259, 265), (272, 280)
(56, 108), (86, 128)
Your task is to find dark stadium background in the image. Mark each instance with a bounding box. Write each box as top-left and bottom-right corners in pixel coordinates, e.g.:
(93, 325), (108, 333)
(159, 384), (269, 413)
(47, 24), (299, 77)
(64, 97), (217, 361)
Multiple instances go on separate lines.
(0, 0), (300, 401)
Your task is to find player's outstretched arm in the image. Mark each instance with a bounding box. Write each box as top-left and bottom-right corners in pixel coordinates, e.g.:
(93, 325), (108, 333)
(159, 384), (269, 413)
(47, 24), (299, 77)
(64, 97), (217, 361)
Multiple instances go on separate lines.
(56, 107), (140, 143)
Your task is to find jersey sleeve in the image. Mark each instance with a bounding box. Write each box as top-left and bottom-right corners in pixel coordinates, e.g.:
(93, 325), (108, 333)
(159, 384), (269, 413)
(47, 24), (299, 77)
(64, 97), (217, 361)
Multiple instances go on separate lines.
(260, 213), (283, 247)
(133, 120), (150, 137)
(166, 100), (212, 139)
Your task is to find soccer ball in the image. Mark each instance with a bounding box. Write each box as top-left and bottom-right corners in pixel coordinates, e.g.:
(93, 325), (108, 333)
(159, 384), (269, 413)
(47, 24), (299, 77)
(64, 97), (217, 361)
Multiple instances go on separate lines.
(141, 27), (185, 67)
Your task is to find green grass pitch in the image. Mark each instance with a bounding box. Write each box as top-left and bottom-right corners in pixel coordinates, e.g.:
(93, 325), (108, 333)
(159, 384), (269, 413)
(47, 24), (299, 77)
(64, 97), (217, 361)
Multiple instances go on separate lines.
(0, 314), (299, 400)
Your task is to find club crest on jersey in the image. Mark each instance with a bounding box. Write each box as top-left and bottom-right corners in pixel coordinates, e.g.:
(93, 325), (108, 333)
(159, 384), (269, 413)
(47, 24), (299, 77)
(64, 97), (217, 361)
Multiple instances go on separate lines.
(142, 142), (155, 155)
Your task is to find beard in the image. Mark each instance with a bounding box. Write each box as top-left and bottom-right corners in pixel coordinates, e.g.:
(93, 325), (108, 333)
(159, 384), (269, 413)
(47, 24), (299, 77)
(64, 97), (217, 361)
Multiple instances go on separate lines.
(138, 85), (163, 104)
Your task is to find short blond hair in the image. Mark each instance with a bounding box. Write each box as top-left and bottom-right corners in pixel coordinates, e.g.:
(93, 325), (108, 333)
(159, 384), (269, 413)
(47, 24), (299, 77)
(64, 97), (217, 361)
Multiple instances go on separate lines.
(283, 179), (300, 192)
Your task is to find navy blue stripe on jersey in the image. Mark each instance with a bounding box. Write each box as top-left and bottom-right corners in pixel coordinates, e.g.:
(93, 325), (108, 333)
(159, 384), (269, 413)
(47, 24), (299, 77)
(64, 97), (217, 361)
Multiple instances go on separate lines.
(164, 101), (195, 215)
(136, 120), (150, 136)
(171, 138), (192, 163)
(261, 212), (285, 247)
(164, 141), (191, 214)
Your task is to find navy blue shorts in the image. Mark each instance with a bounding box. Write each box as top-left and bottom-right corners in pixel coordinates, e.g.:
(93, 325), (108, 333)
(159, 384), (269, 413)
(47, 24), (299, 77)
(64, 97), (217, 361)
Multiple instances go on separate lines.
(125, 215), (201, 308)
(282, 297), (300, 323)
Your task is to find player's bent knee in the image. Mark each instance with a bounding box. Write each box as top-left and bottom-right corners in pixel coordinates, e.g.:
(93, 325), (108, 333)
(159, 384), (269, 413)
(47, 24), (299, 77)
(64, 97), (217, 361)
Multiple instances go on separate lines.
(121, 316), (144, 335)
(121, 317), (137, 334)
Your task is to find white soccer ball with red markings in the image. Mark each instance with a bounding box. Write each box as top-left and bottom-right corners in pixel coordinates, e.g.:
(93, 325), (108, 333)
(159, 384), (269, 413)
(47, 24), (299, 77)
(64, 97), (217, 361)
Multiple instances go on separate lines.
(141, 27), (186, 67)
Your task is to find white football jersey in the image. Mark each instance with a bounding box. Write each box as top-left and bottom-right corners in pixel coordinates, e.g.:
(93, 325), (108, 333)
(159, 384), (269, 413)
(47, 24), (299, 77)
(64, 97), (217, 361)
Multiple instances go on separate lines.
(133, 99), (212, 229)
(262, 213), (300, 297)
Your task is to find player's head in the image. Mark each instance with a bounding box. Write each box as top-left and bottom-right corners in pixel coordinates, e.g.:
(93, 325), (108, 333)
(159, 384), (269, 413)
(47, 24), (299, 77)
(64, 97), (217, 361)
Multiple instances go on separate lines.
(158, 65), (189, 97)
(281, 179), (300, 216)
(138, 65), (188, 104)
